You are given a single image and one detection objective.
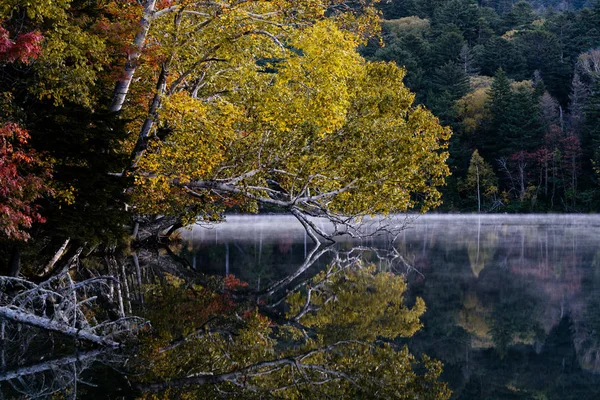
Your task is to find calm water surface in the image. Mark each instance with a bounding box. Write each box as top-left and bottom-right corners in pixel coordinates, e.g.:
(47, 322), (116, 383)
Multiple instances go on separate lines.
(179, 214), (600, 399)
(3, 214), (600, 399)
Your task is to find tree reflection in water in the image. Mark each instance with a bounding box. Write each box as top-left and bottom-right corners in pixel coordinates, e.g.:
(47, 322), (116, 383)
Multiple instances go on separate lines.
(0, 242), (450, 399)
(8, 214), (600, 399)
(132, 245), (450, 399)
(177, 215), (600, 399)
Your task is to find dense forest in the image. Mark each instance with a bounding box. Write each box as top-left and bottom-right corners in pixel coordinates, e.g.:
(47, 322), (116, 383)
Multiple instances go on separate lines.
(2, 0), (600, 257)
(366, 0), (600, 212)
(0, 0), (452, 269)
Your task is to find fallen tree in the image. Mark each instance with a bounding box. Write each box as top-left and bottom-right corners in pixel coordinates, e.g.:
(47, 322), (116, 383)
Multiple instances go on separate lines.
(0, 307), (119, 348)
(0, 272), (145, 350)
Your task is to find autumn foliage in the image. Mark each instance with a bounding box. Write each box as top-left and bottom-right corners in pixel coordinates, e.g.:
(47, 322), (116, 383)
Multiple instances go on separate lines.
(0, 123), (50, 240)
(0, 23), (49, 241)
(0, 26), (43, 64)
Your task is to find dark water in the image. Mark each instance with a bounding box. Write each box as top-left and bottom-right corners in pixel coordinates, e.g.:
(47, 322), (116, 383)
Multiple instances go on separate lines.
(178, 214), (600, 399)
(4, 214), (600, 398)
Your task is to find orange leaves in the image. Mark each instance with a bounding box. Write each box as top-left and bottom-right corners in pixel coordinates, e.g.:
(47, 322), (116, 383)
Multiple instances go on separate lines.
(0, 122), (30, 145)
(157, 0), (174, 9)
(224, 274), (249, 290)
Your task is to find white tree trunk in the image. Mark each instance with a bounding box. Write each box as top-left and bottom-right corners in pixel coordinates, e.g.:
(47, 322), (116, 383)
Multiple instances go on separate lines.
(476, 165), (480, 213)
(39, 238), (70, 276)
(109, 0), (157, 112)
(0, 307), (120, 348)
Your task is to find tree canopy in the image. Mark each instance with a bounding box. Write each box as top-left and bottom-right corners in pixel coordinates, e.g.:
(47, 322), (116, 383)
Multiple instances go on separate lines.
(122, 1), (451, 241)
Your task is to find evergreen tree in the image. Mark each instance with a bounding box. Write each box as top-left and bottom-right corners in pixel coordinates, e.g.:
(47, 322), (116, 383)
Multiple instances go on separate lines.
(478, 37), (525, 78)
(507, 85), (545, 152)
(582, 79), (600, 168)
(504, 1), (536, 30)
(431, 25), (466, 65)
(483, 69), (513, 159)
(431, 61), (471, 100)
(427, 62), (470, 124)
(364, 0), (600, 212)
(377, 0), (418, 19)
(432, 0), (481, 42)
(568, 72), (589, 136)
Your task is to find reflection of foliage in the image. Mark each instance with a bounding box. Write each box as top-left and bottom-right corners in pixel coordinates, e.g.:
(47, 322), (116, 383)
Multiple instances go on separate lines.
(466, 228), (498, 278)
(134, 262), (450, 399)
(287, 265), (425, 342)
(459, 316), (600, 400)
(488, 288), (543, 358)
(457, 291), (492, 347)
(575, 250), (600, 372)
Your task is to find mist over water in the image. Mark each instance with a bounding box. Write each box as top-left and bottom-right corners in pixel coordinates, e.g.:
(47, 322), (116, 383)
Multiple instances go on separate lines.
(182, 213), (600, 241)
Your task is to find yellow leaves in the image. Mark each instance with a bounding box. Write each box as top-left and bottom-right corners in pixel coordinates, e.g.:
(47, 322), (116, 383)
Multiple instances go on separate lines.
(252, 20), (364, 137)
(164, 272), (186, 288)
(456, 87), (489, 134)
(53, 184), (76, 206)
(132, 92), (247, 216)
(319, 61), (450, 215)
(131, 1), (451, 219)
(0, 0), (71, 23)
(292, 263), (426, 342)
(33, 20), (107, 107)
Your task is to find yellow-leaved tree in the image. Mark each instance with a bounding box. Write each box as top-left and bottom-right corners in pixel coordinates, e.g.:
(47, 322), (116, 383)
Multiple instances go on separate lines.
(111, 0), (450, 241)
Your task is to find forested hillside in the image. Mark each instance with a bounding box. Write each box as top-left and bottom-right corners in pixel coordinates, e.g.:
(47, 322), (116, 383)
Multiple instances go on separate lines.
(366, 0), (600, 212)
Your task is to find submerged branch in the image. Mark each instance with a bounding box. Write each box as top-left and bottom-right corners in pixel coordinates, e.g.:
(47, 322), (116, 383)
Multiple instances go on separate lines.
(0, 349), (105, 382)
(0, 307), (120, 348)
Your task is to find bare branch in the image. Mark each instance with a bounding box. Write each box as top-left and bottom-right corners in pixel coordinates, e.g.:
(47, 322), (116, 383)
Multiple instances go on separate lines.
(0, 307), (120, 348)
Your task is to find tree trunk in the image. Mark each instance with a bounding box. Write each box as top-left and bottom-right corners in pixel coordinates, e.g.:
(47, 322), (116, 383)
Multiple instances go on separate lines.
(109, 0), (157, 112)
(476, 165), (480, 213)
(0, 307), (120, 348)
(128, 61), (170, 171)
(39, 238), (70, 277)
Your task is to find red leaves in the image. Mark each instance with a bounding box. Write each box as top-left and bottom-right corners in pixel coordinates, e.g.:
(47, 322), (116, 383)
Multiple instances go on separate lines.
(157, 0), (174, 9)
(0, 23), (48, 240)
(0, 123), (51, 241)
(224, 274), (249, 290)
(0, 26), (43, 64)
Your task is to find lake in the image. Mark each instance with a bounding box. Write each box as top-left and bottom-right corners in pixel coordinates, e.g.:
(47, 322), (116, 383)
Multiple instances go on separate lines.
(3, 214), (600, 399)
(178, 214), (600, 399)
